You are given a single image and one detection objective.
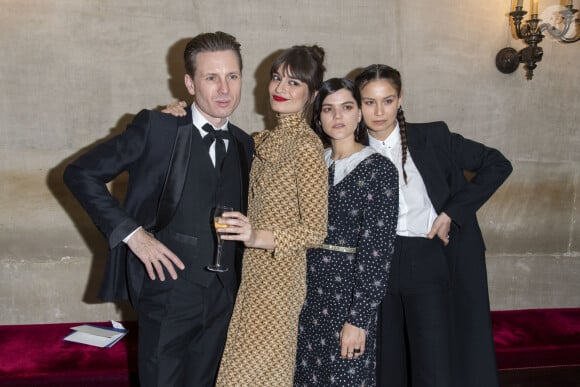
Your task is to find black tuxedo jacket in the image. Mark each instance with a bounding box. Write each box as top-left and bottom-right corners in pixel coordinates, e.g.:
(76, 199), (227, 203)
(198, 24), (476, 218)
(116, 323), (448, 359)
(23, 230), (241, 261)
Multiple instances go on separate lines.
(405, 121), (512, 386)
(64, 107), (254, 302)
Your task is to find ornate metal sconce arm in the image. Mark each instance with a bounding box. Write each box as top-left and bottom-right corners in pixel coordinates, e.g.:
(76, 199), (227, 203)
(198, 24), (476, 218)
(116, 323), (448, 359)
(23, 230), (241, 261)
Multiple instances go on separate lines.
(539, 6), (579, 42)
(511, 8), (528, 39)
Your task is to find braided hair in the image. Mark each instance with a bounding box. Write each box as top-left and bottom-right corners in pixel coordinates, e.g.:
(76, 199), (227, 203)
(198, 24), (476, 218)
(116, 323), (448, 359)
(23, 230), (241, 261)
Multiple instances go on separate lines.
(354, 64), (408, 183)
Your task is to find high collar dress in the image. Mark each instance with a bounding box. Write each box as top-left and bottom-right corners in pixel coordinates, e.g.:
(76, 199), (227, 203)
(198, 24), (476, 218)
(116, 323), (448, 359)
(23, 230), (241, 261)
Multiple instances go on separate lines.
(216, 113), (328, 386)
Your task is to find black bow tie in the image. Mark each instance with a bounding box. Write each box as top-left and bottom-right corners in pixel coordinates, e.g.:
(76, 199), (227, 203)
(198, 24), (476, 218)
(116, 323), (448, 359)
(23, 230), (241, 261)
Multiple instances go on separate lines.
(201, 123), (229, 170)
(201, 123), (230, 142)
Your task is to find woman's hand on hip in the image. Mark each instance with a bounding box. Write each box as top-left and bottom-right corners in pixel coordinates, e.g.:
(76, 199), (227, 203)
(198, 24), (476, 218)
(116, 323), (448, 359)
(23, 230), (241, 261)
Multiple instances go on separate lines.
(427, 211), (452, 246)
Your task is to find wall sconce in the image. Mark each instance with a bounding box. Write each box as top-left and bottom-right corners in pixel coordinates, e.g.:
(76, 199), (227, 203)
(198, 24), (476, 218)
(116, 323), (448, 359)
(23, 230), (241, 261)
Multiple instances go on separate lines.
(496, 0), (579, 80)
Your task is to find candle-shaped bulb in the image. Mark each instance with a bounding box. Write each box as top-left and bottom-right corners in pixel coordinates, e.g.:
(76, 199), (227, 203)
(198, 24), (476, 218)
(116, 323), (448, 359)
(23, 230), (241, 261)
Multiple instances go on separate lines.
(531, 0), (539, 15)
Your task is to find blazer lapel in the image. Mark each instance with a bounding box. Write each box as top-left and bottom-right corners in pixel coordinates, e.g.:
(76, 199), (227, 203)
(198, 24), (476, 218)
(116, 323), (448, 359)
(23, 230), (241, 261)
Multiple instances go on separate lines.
(152, 112), (193, 232)
(407, 124), (449, 212)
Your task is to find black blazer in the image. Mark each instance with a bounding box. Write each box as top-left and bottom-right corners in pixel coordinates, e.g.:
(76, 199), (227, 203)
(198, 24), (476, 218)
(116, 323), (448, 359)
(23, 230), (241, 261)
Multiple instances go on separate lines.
(64, 107), (254, 302)
(405, 121), (512, 261)
(405, 121), (512, 386)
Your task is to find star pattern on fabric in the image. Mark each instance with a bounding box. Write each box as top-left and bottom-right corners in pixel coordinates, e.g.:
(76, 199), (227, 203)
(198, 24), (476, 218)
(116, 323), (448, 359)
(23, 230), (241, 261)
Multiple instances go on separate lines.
(295, 152), (399, 386)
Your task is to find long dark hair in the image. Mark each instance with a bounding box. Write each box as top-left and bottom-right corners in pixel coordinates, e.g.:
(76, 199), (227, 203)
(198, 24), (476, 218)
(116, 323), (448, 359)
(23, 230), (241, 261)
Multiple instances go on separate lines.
(354, 64), (408, 183)
(311, 77), (367, 147)
(270, 45), (326, 117)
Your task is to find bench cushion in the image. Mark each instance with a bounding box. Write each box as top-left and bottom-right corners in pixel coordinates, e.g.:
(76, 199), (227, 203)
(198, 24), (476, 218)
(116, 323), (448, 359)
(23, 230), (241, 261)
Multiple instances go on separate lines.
(492, 308), (580, 370)
(2, 309), (580, 385)
(0, 321), (138, 386)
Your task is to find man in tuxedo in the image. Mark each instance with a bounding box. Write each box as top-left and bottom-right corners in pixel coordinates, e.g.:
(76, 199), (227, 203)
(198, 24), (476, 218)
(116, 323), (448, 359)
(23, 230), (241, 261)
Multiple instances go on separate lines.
(64, 31), (254, 387)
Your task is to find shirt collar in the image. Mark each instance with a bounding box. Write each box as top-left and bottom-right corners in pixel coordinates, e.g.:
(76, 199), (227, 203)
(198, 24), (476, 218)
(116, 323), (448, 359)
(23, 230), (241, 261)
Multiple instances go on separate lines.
(368, 121), (400, 149)
(191, 103), (229, 131)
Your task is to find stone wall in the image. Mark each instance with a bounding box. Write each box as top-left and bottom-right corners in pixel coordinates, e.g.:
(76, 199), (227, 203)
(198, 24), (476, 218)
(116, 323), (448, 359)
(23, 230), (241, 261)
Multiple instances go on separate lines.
(1, 0), (578, 324)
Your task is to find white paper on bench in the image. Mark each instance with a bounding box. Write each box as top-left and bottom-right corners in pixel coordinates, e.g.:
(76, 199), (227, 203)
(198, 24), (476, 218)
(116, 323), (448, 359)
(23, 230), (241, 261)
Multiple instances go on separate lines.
(63, 322), (127, 348)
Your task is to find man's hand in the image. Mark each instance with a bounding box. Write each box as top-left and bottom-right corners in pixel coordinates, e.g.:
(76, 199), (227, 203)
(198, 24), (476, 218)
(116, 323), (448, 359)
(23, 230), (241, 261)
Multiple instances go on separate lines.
(340, 322), (366, 360)
(161, 100), (187, 117)
(427, 211), (452, 246)
(126, 228), (185, 281)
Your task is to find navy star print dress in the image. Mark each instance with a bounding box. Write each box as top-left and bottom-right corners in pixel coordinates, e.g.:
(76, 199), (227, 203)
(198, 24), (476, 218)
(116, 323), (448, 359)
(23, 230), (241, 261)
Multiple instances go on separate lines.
(294, 148), (398, 386)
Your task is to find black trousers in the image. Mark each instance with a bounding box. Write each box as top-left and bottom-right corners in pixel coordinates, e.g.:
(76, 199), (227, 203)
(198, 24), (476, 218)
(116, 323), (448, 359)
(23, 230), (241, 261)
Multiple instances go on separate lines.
(377, 236), (452, 387)
(135, 275), (235, 387)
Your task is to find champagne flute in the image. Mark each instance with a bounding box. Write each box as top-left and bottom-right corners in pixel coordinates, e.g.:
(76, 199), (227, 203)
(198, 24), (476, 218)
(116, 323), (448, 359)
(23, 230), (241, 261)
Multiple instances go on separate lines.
(207, 204), (233, 272)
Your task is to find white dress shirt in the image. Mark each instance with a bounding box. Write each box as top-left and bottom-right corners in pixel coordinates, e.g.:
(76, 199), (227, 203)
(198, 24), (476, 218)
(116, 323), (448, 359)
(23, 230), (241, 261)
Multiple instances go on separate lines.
(368, 123), (438, 237)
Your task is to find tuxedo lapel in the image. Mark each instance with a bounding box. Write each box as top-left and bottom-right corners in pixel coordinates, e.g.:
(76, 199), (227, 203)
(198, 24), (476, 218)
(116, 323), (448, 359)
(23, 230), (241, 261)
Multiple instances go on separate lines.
(407, 124), (449, 212)
(152, 112), (193, 232)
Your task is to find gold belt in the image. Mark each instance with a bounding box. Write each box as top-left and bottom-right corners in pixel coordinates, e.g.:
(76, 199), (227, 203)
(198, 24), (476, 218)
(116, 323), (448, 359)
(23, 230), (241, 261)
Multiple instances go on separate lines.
(320, 244), (357, 253)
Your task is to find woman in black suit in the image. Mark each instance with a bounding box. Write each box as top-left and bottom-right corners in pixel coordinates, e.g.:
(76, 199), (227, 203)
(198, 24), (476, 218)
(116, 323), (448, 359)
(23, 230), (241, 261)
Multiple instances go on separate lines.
(354, 64), (512, 387)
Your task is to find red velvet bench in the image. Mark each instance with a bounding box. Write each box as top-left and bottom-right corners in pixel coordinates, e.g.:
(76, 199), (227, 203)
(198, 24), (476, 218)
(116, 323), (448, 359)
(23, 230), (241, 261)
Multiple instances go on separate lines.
(0, 321), (138, 387)
(2, 309), (580, 386)
(493, 308), (580, 386)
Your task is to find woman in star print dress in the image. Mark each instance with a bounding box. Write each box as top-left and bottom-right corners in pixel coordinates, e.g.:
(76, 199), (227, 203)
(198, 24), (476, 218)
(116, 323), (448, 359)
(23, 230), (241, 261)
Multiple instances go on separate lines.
(294, 78), (398, 387)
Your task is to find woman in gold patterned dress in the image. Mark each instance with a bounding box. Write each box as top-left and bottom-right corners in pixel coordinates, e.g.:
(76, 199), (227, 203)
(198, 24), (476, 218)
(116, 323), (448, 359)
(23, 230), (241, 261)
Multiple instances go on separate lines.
(215, 45), (329, 386)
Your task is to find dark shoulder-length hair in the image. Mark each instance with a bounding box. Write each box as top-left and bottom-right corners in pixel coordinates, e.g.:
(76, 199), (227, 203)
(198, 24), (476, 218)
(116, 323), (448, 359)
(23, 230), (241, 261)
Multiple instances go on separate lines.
(270, 45), (326, 116)
(311, 77), (367, 147)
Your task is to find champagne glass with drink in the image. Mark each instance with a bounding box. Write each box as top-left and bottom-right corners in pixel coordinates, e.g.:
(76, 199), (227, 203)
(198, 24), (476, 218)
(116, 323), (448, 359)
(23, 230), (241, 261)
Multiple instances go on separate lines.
(207, 204), (233, 272)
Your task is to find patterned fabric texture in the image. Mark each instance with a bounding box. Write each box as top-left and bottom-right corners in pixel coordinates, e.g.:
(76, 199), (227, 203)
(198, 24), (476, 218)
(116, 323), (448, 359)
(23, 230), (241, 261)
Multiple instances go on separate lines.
(216, 113), (328, 387)
(294, 151), (398, 387)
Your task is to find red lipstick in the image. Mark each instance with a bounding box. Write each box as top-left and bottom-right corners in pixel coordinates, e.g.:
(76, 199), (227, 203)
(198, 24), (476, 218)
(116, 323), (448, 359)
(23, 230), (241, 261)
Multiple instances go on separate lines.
(273, 95), (288, 102)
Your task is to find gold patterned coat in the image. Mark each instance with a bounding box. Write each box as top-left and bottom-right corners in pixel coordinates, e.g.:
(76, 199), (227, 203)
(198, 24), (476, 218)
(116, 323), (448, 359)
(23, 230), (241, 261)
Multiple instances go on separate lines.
(216, 113), (328, 386)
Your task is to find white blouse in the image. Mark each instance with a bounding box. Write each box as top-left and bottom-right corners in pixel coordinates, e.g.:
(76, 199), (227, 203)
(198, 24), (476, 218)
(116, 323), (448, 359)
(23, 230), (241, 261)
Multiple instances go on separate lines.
(368, 123), (438, 237)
